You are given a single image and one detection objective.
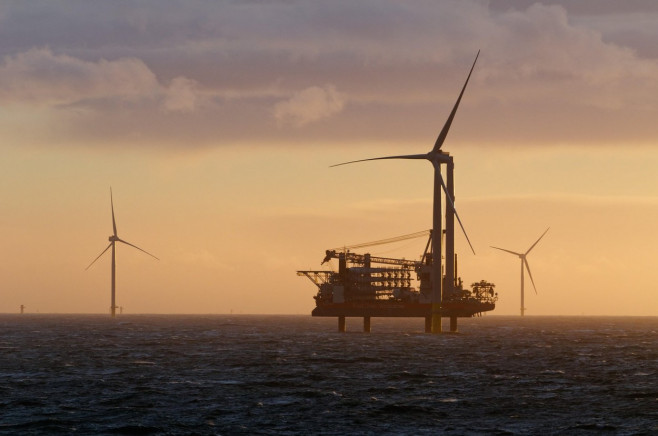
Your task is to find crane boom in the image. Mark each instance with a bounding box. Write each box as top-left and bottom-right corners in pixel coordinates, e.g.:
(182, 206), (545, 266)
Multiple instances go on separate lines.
(330, 229), (430, 251)
(321, 250), (422, 268)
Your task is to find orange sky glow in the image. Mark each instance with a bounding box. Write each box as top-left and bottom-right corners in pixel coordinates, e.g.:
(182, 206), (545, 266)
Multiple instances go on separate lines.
(1, 1), (657, 316)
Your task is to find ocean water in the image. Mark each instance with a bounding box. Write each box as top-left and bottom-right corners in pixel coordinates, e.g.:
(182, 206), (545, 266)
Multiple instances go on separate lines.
(0, 315), (656, 435)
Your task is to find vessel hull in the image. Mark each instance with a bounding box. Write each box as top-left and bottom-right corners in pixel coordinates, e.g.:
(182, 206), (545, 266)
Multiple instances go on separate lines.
(312, 301), (494, 318)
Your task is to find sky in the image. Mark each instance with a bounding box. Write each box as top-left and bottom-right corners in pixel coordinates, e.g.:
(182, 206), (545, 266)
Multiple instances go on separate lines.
(1, 0), (657, 316)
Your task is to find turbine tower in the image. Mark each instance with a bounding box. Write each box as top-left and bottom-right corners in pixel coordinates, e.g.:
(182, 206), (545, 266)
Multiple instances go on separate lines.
(86, 188), (159, 317)
(333, 51), (480, 333)
(491, 227), (549, 316)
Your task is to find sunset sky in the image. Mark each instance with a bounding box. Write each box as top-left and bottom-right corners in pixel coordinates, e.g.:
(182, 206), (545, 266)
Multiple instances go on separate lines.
(1, 0), (657, 316)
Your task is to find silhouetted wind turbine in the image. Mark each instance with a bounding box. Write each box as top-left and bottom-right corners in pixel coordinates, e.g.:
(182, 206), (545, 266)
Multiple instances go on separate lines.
(86, 188), (158, 317)
(332, 51), (480, 333)
(491, 227), (549, 316)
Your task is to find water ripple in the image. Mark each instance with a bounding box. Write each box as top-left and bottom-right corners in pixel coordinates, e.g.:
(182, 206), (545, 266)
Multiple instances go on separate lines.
(0, 314), (656, 435)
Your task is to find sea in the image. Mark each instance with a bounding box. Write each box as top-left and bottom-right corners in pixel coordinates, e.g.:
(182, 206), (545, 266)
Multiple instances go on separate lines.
(0, 315), (656, 435)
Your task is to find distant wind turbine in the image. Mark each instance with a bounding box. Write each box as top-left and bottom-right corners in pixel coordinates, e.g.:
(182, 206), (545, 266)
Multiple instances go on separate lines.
(332, 51), (480, 333)
(86, 188), (159, 317)
(491, 228), (549, 316)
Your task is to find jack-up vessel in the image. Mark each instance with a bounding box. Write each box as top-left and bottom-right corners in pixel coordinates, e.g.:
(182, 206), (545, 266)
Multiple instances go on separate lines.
(298, 51), (498, 332)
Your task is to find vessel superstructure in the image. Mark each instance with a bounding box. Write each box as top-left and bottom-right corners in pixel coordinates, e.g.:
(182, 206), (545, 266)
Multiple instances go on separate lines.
(298, 231), (497, 332)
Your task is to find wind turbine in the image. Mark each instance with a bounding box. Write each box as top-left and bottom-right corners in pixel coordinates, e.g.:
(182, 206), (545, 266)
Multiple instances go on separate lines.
(332, 51), (480, 333)
(86, 188), (159, 317)
(491, 227), (549, 316)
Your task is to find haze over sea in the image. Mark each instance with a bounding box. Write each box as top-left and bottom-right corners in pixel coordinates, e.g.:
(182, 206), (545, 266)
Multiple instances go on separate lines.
(1, 315), (656, 435)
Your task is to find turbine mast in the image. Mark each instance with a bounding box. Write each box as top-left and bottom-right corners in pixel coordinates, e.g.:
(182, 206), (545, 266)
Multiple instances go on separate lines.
(111, 241), (116, 317)
(431, 161), (443, 333)
(445, 156), (455, 299)
(520, 258), (525, 316)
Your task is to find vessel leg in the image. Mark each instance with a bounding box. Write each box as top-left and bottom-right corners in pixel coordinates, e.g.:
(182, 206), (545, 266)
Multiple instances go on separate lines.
(338, 316), (346, 333)
(450, 316), (458, 333)
(363, 316), (371, 333)
(431, 303), (442, 334)
(431, 314), (442, 333)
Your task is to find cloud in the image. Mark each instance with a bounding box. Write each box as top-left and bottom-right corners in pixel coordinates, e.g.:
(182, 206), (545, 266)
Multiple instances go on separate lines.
(163, 76), (201, 113)
(1, 1), (658, 148)
(0, 48), (159, 106)
(273, 85), (345, 127)
(0, 47), (206, 115)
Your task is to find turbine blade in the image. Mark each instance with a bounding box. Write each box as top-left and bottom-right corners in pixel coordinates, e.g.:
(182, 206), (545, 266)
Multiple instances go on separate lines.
(525, 227), (550, 255)
(432, 50), (480, 153)
(117, 238), (159, 261)
(490, 246), (522, 257)
(437, 172), (476, 255)
(524, 258), (538, 294)
(110, 187), (117, 237)
(331, 154), (428, 168)
(86, 242), (113, 270)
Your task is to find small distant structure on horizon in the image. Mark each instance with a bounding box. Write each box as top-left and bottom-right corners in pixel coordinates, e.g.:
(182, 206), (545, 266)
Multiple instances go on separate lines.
(20, 304), (25, 314)
(119, 306), (124, 315)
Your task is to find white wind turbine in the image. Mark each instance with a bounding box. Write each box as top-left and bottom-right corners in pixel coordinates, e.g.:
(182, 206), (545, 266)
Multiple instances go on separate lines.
(333, 51), (480, 333)
(86, 188), (159, 317)
(491, 228), (549, 316)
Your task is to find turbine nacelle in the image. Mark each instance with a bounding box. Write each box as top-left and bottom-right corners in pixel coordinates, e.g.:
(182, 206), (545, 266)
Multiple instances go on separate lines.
(428, 150), (451, 164)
